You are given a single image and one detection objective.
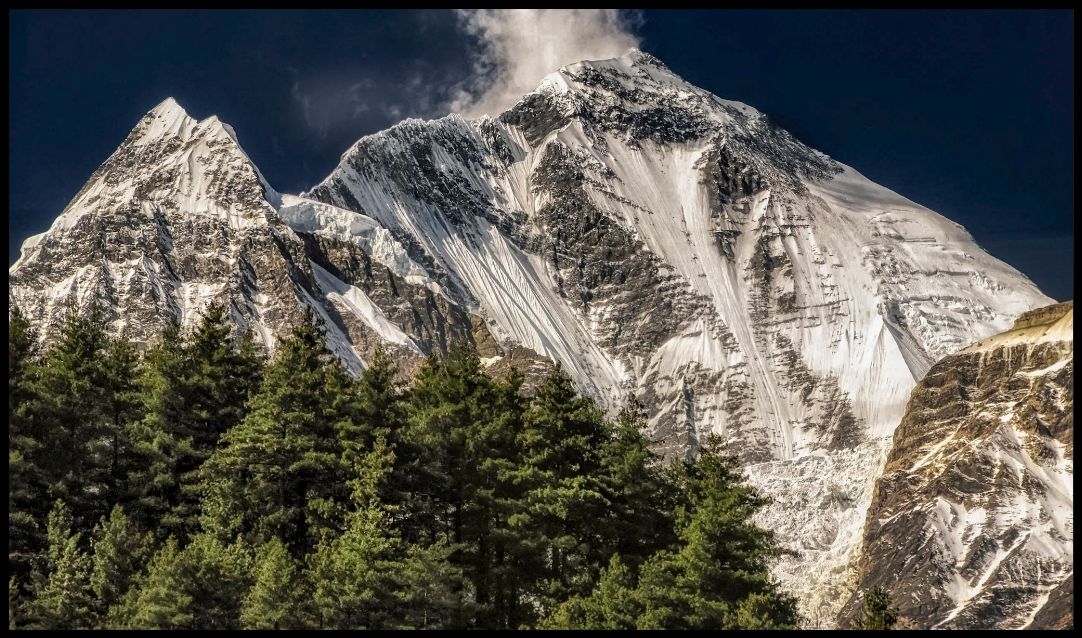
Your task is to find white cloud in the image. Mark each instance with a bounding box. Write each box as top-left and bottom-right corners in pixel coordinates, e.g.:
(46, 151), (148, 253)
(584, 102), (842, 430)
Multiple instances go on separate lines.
(448, 9), (642, 117)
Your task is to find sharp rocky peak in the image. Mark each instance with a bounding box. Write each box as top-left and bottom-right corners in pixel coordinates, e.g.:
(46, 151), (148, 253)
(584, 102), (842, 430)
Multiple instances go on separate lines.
(132, 97), (247, 152)
(531, 47), (758, 122)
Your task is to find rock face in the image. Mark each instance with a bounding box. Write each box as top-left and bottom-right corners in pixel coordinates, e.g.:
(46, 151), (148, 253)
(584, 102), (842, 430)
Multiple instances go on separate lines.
(839, 301), (1073, 629)
(8, 49), (1056, 623)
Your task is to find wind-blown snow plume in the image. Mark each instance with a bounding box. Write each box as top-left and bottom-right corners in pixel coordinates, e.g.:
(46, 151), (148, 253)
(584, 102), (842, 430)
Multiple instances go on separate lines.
(448, 9), (641, 117)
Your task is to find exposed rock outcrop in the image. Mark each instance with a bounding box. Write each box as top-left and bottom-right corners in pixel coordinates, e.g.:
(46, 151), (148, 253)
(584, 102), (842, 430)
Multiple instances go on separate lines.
(839, 301), (1073, 629)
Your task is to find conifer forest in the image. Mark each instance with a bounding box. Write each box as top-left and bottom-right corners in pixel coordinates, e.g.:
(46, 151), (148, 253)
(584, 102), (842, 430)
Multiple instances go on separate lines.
(8, 304), (801, 629)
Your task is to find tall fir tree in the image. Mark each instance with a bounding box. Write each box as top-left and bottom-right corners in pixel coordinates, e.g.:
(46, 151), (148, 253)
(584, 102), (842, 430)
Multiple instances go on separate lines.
(26, 500), (94, 629)
(597, 397), (679, 569)
(112, 537), (192, 629)
(130, 304), (264, 539)
(184, 303), (263, 452)
(99, 338), (142, 507)
(390, 540), (462, 629)
(475, 366), (534, 629)
(89, 505), (153, 623)
(543, 553), (641, 630)
(28, 307), (125, 529)
(8, 305), (45, 590)
(515, 363), (611, 611)
(403, 343), (530, 627)
(127, 320), (187, 532)
(199, 312), (354, 552)
(175, 533), (253, 630)
(349, 346), (404, 454)
(307, 472), (461, 631)
(632, 439), (799, 629)
(240, 537), (311, 629)
(359, 348), (428, 536)
(546, 438), (799, 630)
(308, 504), (406, 629)
(114, 533), (251, 630)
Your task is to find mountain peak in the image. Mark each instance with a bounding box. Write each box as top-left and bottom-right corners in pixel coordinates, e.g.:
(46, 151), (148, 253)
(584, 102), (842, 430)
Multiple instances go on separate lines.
(136, 98), (239, 147)
(148, 96), (188, 118)
(567, 47), (681, 83)
(617, 47), (669, 68)
(136, 96), (198, 145)
(504, 48), (767, 152)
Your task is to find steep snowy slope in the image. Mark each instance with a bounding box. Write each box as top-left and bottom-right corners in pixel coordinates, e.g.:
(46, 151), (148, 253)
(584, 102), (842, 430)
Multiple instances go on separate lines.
(306, 49), (1050, 460)
(839, 301), (1073, 629)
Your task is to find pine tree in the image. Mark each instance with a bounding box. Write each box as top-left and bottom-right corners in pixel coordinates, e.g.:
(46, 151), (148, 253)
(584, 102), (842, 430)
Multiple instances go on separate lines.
(240, 537), (310, 629)
(475, 366), (533, 629)
(98, 338), (141, 507)
(184, 303), (261, 452)
(199, 313), (353, 552)
(351, 346), (404, 450)
(29, 307), (117, 528)
(26, 500), (94, 629)
(544, 438), (800, 630)
(114, 538), (192, 629)
(115, 534), (251, 629)
(544, 554), (641, 630)
(516, 363), (611, 609)
(633, 439), (800, 629)
(127, 320), (187, 533)
(362, 348), (429, 540)
(8, 305), (45, 590)
(732, 591), (802, 629)
(403, 343), (530, 627)
(308, 500), (460, 629)
(597, 397), (678, 568)
(308, 505), (403, 629)
(857, 585), (899, 630)
(89, 505), (152, 621)
(391, 540), (462, 629)
(130, 304), (264, 540)
(9, 304), (39, 407)
(177, 534), (253, 629)
(392, 353), (446, 542)
(306, 424), (463, 630)
(235, 324), (267, 399)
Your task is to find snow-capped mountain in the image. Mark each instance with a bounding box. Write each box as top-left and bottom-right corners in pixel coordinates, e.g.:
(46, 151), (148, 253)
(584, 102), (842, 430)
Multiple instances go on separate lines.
(9, 49), (1056, 626)
(301, 50), (1050, 461)
(839, 301), (1073, 629)
(8, 98), (480, 376)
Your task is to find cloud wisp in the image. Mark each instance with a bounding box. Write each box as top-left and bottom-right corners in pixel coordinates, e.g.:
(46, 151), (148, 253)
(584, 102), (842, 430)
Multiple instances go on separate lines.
(283, 10), (642, 145)
(448, 9), (642, 117)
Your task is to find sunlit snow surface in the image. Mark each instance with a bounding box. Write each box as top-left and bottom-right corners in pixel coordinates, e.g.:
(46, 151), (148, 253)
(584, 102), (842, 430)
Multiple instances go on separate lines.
(307, 53), (1048, 453)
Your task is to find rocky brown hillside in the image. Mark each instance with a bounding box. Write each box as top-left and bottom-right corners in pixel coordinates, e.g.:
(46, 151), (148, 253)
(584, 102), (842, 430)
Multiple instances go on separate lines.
(839, 301), (1073, 629)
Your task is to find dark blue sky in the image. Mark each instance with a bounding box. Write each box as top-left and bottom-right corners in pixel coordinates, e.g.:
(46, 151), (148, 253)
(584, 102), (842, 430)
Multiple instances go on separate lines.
(8, 9), (1074, 300)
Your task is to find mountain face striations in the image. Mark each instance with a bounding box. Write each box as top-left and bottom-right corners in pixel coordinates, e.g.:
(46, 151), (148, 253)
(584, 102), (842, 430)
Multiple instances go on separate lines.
(8, 50), (1058, 626)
